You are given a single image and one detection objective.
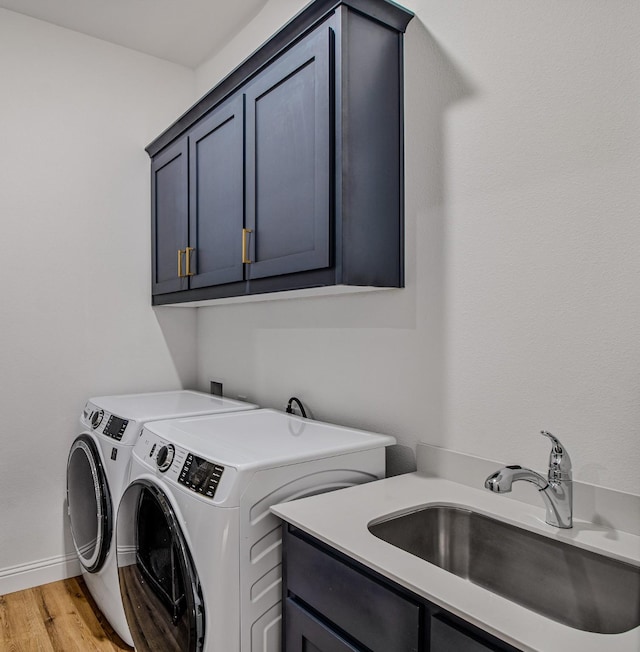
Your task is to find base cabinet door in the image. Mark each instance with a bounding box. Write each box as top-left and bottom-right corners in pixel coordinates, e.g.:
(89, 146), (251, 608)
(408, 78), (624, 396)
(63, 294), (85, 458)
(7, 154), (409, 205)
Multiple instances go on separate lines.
(431, 617), (508, 652)
(285, 528), (421, 652)
(283, 527), (522, 652)
(285, 599), (364, 652)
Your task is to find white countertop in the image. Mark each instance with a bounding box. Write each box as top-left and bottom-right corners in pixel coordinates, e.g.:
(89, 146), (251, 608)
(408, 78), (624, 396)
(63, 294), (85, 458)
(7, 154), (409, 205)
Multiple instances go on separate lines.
(271, 472), (640, 652)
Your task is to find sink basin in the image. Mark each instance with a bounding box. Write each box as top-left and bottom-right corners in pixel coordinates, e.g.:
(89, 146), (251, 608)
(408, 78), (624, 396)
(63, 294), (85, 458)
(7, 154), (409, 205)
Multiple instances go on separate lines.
(368, 505), (640, 634)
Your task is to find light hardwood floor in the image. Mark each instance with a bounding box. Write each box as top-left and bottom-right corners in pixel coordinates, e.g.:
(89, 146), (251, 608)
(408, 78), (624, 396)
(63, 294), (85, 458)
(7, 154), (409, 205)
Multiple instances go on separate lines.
(0, 577), (131, 651)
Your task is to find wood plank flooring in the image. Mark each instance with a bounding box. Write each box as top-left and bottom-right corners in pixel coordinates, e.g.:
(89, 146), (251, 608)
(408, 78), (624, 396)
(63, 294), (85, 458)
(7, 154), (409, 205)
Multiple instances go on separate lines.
(0, 577), (131, 652)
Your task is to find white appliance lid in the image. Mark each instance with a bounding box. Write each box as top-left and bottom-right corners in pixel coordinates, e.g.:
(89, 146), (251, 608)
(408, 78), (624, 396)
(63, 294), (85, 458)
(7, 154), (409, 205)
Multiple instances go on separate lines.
(89, 390), (257, 421)
(144, 409), (396, 470)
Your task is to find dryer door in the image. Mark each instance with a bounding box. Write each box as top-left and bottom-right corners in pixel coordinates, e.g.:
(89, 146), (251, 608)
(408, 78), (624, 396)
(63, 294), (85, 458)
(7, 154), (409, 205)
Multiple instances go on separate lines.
(66, 435), (112, 572)
(117, 480), (205, 652)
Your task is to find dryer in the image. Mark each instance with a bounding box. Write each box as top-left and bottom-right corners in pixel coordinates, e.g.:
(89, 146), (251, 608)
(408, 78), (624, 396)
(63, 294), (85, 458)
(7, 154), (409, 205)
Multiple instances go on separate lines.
(66, 390), (257, 646)
(115, 408), (395, 652)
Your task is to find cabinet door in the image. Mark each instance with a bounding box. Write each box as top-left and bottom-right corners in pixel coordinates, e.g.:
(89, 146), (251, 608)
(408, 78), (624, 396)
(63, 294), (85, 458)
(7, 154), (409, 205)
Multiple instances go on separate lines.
(151, 138), (188, 295)
(188, 94), (245, 288)
(431, 616), (513, 652)
(244, 24), (332, 280)
(285, 598), (364, 652)
(285, 529), (421, 652)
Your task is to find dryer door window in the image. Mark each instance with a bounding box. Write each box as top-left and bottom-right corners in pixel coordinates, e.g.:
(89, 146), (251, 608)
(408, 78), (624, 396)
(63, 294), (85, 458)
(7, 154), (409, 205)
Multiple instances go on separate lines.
(66, 435), (112, 573)
(117, 481), (205, 652)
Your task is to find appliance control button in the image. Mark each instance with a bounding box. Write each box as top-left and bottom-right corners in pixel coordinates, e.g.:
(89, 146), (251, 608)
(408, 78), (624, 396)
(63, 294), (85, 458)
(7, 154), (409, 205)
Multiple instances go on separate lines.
(156, 444), (175, 472)
(90, 410), (104, 429)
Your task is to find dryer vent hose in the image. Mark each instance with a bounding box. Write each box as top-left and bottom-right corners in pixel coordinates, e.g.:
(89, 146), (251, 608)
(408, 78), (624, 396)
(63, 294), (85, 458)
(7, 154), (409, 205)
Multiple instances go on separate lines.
(285, 397), (308, 418)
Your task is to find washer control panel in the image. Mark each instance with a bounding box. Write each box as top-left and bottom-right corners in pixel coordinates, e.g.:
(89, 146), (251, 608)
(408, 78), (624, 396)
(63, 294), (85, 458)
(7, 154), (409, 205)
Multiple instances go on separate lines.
(178, 453), (224, 499)
(103, 414), (129, 441)
(136, 428), (226, 501)
(83, 403), (130, 442)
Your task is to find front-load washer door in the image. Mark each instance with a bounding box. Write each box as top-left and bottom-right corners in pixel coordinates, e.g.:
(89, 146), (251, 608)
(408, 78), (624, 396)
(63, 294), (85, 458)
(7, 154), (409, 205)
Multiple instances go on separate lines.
(117, 480), (205, 652)
(66, 435), (112, 573)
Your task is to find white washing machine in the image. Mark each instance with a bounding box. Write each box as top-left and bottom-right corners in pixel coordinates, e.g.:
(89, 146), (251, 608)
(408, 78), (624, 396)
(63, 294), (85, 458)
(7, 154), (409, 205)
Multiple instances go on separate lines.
(66, 390), (257, 646)
(115, 408), (395, 652)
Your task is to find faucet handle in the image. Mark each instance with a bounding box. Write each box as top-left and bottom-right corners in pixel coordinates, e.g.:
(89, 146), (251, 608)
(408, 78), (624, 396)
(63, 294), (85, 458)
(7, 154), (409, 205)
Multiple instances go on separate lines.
(540, 430), (572, 481)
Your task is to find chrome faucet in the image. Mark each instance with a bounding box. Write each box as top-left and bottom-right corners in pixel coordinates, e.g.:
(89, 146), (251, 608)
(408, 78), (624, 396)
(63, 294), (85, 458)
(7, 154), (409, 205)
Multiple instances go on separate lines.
(484, 431), (573, 528)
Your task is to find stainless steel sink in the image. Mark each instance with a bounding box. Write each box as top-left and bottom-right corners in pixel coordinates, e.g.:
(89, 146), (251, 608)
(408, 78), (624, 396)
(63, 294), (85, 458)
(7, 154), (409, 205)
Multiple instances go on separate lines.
(368, 505), (640, 634)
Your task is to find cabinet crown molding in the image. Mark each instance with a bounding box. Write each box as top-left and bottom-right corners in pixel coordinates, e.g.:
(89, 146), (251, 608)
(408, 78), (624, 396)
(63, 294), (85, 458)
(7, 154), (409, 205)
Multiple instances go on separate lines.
(146, 0), (413, 158)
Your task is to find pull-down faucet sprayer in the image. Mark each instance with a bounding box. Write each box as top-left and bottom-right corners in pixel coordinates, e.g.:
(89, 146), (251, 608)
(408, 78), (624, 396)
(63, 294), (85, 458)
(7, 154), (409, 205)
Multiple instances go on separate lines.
(484, 431), (573, 528)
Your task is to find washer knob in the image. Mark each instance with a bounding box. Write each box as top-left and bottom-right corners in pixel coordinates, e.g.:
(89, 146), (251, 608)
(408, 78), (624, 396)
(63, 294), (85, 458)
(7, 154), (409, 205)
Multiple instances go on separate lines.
(90, 410), (104, 429)
(156, 444), (175, 472)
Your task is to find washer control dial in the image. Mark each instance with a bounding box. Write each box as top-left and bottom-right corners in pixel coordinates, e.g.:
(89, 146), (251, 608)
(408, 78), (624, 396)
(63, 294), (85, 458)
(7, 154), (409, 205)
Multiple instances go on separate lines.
(156, 444), (175, 473)
(90, 409), (104, 429)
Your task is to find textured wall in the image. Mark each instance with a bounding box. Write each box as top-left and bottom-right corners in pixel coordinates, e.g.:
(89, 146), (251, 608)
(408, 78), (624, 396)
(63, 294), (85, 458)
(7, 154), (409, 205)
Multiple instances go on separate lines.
(195, 0), (640, 494)
(0, 9), (197, 579)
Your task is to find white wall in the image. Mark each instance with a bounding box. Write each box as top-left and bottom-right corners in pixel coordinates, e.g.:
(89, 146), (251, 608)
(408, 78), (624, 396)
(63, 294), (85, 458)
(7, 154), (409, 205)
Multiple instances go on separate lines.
(2, 0), (637, 591)
(0, 9), (197, 580)
(195, 0), (640, 494)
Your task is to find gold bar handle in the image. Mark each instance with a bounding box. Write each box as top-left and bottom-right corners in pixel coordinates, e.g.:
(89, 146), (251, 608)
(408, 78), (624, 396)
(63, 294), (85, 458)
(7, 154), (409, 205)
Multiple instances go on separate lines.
(177, 249), (185, 277)
(242, 228), (252, 264)
(185, 247), (195, 276)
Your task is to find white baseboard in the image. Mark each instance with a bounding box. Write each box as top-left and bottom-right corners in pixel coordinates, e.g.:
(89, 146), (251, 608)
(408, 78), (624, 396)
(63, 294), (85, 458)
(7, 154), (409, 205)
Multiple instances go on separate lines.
(0, 553), (81, 596)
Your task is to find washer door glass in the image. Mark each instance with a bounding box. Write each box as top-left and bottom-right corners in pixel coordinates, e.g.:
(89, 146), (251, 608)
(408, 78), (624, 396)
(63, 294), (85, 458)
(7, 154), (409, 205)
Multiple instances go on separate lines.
(66, 435), (112, 573)
(117, 481), (205, 652)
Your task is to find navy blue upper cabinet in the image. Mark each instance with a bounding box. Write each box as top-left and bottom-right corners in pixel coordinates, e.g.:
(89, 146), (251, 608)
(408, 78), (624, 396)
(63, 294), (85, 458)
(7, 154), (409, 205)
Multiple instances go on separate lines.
(244, 25), (332, 281)
(151, 138), (188, 295)
(147, 0), (414, 305)
(188, 95), (245, 288)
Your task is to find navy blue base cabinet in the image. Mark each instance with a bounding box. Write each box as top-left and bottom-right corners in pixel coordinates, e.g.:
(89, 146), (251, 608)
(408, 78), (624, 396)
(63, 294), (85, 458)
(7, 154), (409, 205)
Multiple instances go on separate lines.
(283, 526), (521, 652)
(148, 0), (414, 305)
